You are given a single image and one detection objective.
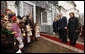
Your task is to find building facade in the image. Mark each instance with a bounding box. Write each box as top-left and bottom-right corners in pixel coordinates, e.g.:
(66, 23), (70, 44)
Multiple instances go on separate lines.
(1, 1), (60, 34)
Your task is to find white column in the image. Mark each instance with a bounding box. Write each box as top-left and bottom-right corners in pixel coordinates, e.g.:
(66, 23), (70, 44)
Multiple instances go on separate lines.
(19, 1), (24, 17)
(33, 4), (36, 23)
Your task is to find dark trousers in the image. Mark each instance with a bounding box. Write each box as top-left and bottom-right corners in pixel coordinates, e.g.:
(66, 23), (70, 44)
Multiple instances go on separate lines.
(23, 36), (28, 47)
(68, 31), (77, 45)
(58, 30), (62, 39)
(31, 30), (37, 42)
(70, 38), (76, 45)
(59, 29), (67, 43)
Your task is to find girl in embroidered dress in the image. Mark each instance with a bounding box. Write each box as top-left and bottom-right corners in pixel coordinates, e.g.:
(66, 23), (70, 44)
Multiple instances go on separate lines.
(35, 22), (40, 40)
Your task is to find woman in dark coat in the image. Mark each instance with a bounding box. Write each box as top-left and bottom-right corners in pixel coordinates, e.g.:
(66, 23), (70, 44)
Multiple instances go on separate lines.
(68, 12), (79, 46)
(53, 17), (58, 35)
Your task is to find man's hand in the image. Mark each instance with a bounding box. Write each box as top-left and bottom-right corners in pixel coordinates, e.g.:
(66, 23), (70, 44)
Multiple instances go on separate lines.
(58, 27), (60, 30)
(64, 26), (67, 29)
(53, 32), (55, 35)
(75, 30), (79, 32)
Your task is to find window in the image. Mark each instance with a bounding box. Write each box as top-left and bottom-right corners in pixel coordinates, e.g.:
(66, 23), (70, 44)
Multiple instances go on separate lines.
(1, 1), (7, 14)
(41, 10), (47, 25)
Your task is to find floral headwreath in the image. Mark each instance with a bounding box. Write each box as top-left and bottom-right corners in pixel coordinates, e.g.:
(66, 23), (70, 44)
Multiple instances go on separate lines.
(12, 16), (16, 20)
(5, 9), (11, 12)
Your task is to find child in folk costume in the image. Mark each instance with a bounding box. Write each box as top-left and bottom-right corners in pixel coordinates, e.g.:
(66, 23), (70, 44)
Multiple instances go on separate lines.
(26, 24), (32, 47)
(1, 23), (20, 53)
(12, 12), (16, 16)
(1, 9), (12, 28)
(1, 14), (4, 28)
(20, 21), (28, 47)
(20, 16), (32, 47)
(35, 23), (40, 40)
(16, 16), (24, 40)
(5, 9), (12, 15)
(1, 10), (3, 19)
(1, 15), (10, 29)
(5, 9), (12, 19)
(11, 16), (24, 52)
(26, 13), (37, 42)
(16, 17), (25, 52)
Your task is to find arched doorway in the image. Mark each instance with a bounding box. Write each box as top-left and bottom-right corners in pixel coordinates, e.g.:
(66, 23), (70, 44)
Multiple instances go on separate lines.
(1, 1), (7, 14)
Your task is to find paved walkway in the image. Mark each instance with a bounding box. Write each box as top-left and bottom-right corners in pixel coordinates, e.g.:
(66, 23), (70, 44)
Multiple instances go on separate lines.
(23, 38), (76, 53)
(23, 33), (84, 53)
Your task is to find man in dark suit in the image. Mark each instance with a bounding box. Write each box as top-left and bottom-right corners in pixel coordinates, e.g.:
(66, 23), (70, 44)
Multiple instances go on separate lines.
(58, 13), (67, 43)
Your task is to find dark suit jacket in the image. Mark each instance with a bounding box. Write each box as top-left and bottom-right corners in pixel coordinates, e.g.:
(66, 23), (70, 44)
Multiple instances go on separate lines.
(68, 17), (79, 39)
(58, 16), (67, 30)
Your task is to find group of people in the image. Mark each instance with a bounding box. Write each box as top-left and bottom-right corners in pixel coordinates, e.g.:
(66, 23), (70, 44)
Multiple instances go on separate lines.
(53, 12), (80, 46)
(1, 8), (80, 53)
(1, 9), (40, 53)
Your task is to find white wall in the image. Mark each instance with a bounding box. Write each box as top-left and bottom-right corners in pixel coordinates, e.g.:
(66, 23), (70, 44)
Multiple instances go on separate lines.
(61, 7), (67, 16)
(6, 1), (18, 16)
(59, 1), (75, 10)
(79, 13), (84, 26)
(47, 10), (52, 25)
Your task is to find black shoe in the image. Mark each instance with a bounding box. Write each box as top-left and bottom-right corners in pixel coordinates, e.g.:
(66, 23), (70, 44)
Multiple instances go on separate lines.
(29, 45), (32, 47)
(69, 43), (72, 45)
(29, 42), (32, 44)
(27, 43), (32, 47)
(33, 39), (37, 42)
(59, 37), (62, 39)
(24, 45), (28, 47)
(35, 39), (38, 41)
(63, 41), (67, 43)
(31, 40), (34, 43)
(27, 45), (32, 47)
(71, 44), (76, 46)
(31, 40), (35, 42)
